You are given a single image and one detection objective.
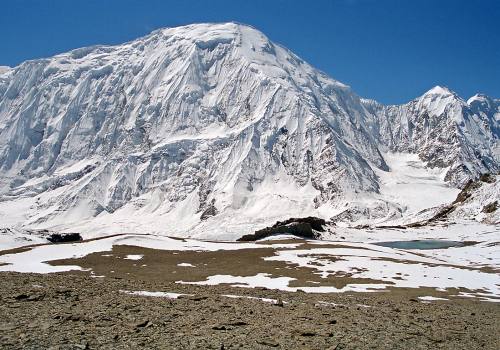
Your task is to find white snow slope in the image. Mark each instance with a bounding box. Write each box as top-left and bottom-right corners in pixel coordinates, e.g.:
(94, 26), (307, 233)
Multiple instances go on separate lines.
(0, 23), (498, 239)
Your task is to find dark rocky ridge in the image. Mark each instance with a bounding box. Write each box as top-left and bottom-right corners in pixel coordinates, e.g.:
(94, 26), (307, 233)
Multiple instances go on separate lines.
(47, 233), (83, 243)
(237, 217), (328, 241)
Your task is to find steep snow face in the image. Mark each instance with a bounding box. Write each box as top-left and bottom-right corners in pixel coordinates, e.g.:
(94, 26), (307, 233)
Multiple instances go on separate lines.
(0, 23), (498, 236)
(364, 86), (499, 187)
(0, 23), (388, 233)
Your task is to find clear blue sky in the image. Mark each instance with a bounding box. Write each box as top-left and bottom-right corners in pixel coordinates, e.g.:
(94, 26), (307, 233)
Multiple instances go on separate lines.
(1, 0), (498, 104)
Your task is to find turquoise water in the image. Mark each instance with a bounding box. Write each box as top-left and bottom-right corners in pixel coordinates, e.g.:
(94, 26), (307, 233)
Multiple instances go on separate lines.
(374, 240), (464, 250)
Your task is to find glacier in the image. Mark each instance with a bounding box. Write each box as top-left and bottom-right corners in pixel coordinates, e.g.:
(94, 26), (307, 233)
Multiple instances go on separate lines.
(0, 23), (498, 239)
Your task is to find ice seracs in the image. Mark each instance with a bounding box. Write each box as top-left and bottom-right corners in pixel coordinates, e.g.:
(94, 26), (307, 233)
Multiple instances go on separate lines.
(0, 23), (498, 238)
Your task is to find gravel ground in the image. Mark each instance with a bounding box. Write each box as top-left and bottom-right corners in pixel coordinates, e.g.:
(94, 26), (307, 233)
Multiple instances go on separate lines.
(1, 272), (499, 350)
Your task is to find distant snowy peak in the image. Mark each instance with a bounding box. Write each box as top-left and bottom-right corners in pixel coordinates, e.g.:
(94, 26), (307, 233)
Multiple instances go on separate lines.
(467, 93), (497, 106)
(365, 84), (499, 187)
(467, 93), (500, 126)
(414, 86), (466, 122)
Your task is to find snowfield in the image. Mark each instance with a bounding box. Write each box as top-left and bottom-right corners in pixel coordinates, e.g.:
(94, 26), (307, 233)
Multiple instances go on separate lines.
(0, 230), (498, 301)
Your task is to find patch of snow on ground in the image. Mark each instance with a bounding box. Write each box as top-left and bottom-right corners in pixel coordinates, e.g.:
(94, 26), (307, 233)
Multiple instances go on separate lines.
(222, 294), (285, 304)
(418, 296), (448, 301)
(265, 246), (500, 298)
(124, 254), (143, 260)
(0, 234), (299, 273)
(257, 234), (306, 241)
(1, 232), (498, 301)
(178, 273), (295, 291)
(177, 273), (390, 293)
(315, 301), (344, 307)
(120, 290), (191, 299)
(177, 263), (195, 267)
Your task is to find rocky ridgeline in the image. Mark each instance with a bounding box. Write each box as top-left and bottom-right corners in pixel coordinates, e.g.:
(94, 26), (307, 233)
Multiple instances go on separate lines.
(237, 217), (328, 241)
(46, 232), (83, 243)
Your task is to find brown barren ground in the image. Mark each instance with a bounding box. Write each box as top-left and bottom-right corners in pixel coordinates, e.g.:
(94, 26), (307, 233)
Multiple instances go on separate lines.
(0, 241), (499, 349)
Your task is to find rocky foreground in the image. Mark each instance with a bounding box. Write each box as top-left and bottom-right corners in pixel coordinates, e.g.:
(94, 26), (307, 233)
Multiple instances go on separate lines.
(1, 272), (499, 350)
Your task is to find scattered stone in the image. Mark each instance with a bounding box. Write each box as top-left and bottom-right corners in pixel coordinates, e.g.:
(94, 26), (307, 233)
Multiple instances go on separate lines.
(14, 293), (29, 301)
(134, 319), (150, 328)
(257, 339), (280, 347)
(66, 314), (82, 322)
(0, 272), (498, 349)
(296, 329), (317, 337)
(212, 325), (229, 331)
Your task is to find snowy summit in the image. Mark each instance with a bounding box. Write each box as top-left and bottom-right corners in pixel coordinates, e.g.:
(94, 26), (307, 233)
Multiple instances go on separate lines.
(0, 23), (498, 239)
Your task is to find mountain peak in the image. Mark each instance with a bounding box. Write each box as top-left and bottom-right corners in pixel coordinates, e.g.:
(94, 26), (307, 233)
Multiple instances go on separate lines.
(150, 22), (270, 47)
(467, 93), (493, 106)
(0, 23), (497, 236)
(416, 86), (463, 109)
(423, 85), (454, 97)
(157, 22), (259, 35)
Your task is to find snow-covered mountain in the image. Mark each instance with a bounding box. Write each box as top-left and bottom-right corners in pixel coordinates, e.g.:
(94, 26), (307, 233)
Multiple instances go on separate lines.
(0, 23), (498, 238)
(363, 86), (499, 186)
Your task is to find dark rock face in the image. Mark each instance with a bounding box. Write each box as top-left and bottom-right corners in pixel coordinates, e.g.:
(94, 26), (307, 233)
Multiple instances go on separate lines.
(200, 205), (218, 221)
(453, 173), (497, 204)
(237, 217), (327, 241)
(479, 173), (496, 184)
(482, 201), (498, 213)
(47, 233), (83, 243)
(453, 179), (483, 204)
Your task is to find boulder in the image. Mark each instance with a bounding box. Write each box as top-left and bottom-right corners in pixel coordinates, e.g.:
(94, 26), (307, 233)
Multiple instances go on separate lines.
(237, 217), (327, 241)
(47, 233), (82, 243)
